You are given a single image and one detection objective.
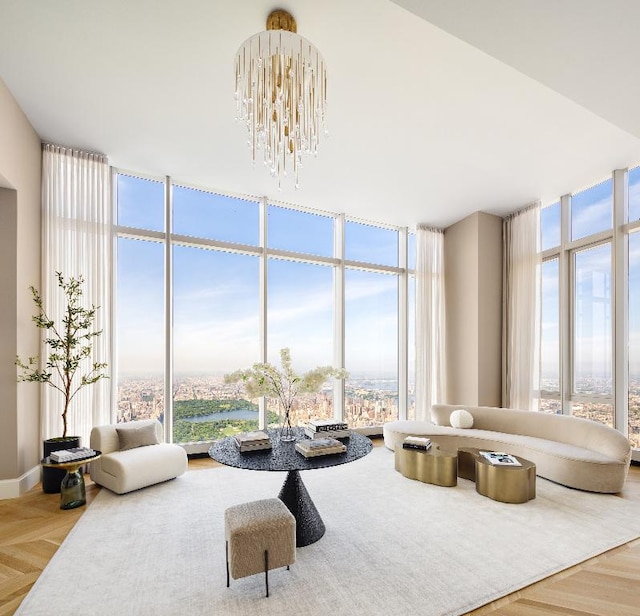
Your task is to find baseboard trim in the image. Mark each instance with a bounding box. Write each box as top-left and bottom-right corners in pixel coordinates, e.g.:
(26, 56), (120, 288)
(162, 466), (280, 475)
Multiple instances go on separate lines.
(0, 465), (41, 500)
(353, 426), (383, 438)
(182, 441), (211, 456)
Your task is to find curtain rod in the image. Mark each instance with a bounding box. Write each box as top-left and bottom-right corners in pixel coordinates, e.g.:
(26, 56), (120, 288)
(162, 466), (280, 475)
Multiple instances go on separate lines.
(503, 200), (541, 220)
(416, 223), (444, 233)
(42, 141), (108, 162)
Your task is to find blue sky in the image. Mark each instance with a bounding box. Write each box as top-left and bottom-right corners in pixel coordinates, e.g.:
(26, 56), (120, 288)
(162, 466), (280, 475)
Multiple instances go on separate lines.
(116, 170), (639, 382)
(541, 171), (640, 380)
(116, 175), (403, 378)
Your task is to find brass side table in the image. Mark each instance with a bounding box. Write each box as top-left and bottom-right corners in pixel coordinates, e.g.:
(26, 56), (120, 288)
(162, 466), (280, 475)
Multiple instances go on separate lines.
(41, 452), (102, 510)
(458, 447), (536, 504)
(394, 443), (457, 487)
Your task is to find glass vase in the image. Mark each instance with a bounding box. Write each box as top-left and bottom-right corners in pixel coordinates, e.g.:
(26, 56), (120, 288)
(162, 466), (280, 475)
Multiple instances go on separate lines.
(280, 407), (296, 442)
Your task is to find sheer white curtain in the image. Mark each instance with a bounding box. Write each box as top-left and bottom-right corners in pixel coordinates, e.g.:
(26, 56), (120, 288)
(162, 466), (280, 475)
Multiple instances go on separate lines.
(41, 144), (112, 444)
(415, 225), (446, 422)
(502, 202), (541, 411)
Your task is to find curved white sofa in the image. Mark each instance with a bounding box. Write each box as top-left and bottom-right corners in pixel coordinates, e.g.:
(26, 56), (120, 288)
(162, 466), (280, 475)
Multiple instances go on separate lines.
(383, 404), (632, 493)
(90, 419), (187, 494)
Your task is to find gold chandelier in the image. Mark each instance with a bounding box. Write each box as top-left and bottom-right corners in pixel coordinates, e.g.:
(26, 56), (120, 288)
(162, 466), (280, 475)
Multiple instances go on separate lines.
(234, 9), (327, 189)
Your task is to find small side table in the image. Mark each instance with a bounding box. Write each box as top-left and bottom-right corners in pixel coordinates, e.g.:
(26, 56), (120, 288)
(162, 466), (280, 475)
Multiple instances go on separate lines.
(394, 444), (457, 487)
(41, 452), (102, 510)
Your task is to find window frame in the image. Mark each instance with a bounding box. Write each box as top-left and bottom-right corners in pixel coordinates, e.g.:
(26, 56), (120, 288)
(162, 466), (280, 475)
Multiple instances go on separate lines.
(539, 168), (638, 450)
(112, 170), (414, 447)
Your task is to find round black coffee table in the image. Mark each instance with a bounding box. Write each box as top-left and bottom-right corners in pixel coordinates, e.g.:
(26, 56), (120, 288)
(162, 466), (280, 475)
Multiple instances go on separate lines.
(209, 428), (372, 547)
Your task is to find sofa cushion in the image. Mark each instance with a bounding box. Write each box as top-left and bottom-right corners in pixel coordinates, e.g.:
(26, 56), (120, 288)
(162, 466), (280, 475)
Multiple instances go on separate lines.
(450, 409), (474, 428)
(116, 422), (160, 450)
(96, 444), (187, 494)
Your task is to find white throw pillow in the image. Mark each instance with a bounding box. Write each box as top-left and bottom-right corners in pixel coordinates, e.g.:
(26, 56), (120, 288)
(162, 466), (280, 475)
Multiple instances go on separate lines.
(450, 409), (474, 429)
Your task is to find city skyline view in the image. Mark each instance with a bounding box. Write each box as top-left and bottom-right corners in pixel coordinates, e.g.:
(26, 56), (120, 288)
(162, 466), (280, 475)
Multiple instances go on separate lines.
(115, 168), (640, 448)
(117, 373), (414, 443)
(115, 172), (413, 443)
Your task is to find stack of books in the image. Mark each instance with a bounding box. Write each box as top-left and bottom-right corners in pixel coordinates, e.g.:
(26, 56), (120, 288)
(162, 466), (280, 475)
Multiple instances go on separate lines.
(479, 451), (521, 466)
(402, 436), (432, 451)
(295, 437), (347, 458)
(234, 430), (272, 453)
(50, 447), (97, 463)
(304, 419), (350, 440)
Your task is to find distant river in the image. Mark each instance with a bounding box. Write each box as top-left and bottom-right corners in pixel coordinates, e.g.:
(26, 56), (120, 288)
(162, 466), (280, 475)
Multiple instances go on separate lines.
(184, 409), (259, 423)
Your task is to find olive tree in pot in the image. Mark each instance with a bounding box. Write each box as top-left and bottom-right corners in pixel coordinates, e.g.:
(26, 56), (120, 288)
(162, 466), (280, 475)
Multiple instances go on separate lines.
(16, 272), (108, 493)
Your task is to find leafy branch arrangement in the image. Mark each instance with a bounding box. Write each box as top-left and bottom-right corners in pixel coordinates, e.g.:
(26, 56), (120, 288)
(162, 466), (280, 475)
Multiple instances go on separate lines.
(15, 272), (108, 438)
(224, 348), (348, 419)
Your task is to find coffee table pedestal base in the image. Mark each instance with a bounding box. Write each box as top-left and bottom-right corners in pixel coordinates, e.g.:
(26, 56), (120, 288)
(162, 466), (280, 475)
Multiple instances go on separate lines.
(394, 446), (458, 487)
(458, 447), (536, 504)
(278, 470), (326, 547)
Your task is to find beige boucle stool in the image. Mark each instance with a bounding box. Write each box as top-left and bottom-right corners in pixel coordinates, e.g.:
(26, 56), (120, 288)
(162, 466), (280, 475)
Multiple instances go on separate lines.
(224, 498), (296, 597)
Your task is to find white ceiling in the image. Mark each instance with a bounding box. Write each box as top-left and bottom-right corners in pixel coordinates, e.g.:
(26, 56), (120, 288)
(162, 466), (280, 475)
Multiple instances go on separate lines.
(1, 0), (639, 228)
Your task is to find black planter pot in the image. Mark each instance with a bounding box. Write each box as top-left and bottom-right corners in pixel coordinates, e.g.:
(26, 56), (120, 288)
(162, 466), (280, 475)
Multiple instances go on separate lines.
(42, 436), (81, 493)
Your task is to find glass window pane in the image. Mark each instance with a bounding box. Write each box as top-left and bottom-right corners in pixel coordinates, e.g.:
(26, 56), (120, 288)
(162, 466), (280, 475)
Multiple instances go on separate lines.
(173, 247), (260, 443)
(629, 232), (640, 448)
(541, 259), (559, 393)
(571, 402), (613, 428)
(629, 167), (640, 224)
(571, 179), (612, 241)
(539, 398), (561, 414)
(267, 259), (335, 425)
(173, 186), (259, 245)
(267, 205), (333, 257)
(117, 174), (164, 231)
(345, 221), (398, 266)
(572, 242), (613, 425)
(116, 238), (165, 425)
(541, 201), (560, 251)
(345, 270), (398, 427)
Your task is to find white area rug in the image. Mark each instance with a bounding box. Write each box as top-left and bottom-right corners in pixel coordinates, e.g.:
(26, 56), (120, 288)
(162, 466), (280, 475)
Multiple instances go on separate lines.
(18, 448), (640, 616)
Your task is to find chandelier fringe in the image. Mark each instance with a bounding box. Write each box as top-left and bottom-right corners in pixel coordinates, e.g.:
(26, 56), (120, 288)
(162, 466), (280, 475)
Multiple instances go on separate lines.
(235, 15), (327, 189)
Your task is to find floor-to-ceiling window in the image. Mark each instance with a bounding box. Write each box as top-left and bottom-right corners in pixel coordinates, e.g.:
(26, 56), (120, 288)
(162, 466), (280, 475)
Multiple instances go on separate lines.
(172, 246), (261, 442)
(116, 175), (166, 425)
(115, 172), (413, 445)
(539, 168), (640, 454)
(343, 221), (401, 428)
(571, 242), (613, 426)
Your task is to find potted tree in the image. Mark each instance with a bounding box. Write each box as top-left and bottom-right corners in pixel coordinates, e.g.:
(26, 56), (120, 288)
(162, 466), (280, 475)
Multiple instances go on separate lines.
(16, 272), (108, 493)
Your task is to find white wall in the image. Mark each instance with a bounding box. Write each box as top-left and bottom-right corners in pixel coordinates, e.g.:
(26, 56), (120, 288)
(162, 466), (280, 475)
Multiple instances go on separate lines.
(444, 211), (503, 406)
(0, 76), (42, 493)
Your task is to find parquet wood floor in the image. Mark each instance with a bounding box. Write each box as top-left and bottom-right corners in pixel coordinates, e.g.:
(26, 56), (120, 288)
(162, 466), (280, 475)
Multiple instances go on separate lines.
(1, 452), (638, 615)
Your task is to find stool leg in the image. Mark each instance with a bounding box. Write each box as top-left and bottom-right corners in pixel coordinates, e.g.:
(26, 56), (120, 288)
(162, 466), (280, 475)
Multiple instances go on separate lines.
(225, 541), (230, 588)
(264, 550), (269, 598)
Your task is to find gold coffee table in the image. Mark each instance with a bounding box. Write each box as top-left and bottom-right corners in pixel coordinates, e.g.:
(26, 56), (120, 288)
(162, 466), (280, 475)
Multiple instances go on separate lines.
(458, 447), (536, 503)
(394, 443), (457, 487)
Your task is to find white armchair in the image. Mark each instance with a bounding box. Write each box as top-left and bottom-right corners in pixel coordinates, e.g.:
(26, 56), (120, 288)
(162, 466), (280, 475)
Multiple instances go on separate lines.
(90, 419), (187, 494)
